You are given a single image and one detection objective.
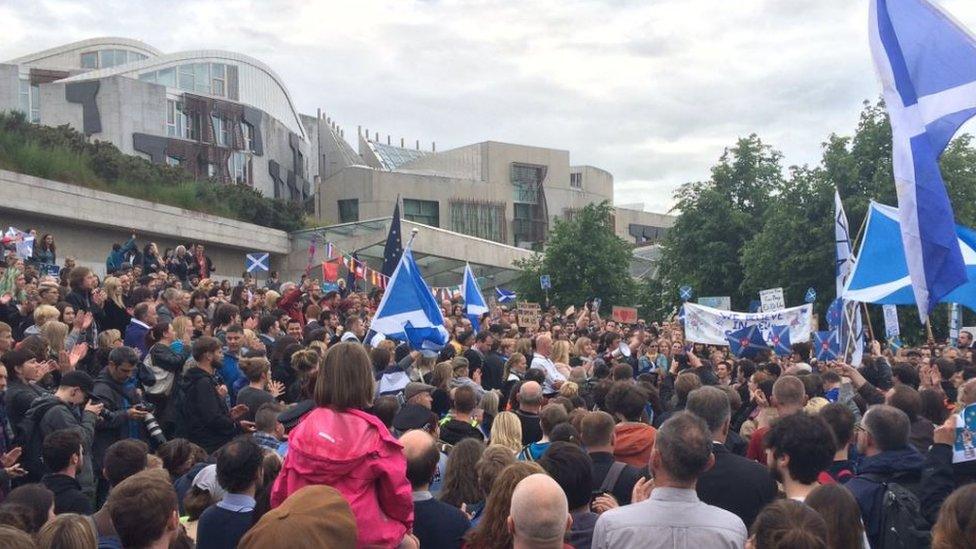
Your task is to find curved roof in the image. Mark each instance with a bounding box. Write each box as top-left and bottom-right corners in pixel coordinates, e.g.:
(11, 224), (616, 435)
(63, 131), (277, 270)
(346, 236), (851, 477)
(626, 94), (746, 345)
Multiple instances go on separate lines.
(4, 37), (161, 65)
(58, 49), (306, 139)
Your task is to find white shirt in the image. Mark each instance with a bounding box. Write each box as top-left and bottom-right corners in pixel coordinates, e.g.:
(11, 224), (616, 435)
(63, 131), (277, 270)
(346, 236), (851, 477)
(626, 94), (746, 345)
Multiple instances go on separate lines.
(531, 352), (566, 395)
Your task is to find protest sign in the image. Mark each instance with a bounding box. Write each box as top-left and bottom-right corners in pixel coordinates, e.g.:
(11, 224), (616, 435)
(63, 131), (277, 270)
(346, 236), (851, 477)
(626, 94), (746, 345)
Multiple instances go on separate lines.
(883, 304), (900, 338)
(759, 287), (785, 312)
(697, 296), (731, 311)
(954, 404), (976, 463)
(516, 301), (541, 327)
(611, 306), (638, 324)
(683, 302), (813, 346)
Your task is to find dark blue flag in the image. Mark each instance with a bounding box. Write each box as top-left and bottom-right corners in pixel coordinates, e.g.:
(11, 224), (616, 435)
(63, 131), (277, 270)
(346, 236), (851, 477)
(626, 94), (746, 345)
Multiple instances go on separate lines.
(814, 330), (840, 361)
(726, 326), (769, 358)
(381, 200), (403, 277)
(767, 325), (792, 357)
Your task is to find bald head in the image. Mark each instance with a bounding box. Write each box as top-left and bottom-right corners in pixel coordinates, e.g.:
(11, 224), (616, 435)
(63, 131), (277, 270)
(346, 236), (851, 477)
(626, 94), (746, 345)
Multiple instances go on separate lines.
(519, 381), (543, 411)
(400, 430), (439, 490)
(508, 474), (570, 549)
(536, 334), (552, 356)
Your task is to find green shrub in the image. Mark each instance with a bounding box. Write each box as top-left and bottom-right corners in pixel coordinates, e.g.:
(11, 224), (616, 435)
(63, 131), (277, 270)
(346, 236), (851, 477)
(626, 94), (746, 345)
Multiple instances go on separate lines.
(0, 111), (306, 231)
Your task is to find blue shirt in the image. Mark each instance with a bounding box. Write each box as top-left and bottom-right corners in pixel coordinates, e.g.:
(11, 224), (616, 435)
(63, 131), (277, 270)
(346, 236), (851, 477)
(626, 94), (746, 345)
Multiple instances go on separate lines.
(217, 352), (242, 405)
(197, 493), (255, 549)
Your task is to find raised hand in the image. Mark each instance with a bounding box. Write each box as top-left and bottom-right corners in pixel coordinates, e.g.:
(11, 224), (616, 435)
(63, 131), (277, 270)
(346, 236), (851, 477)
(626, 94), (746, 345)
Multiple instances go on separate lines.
(68, 343), (89, 369)
(631, 477), (655, 504)
(229, 404), (249, 420)
(267, 379), (285, 399)
(1, 447), (22, 468)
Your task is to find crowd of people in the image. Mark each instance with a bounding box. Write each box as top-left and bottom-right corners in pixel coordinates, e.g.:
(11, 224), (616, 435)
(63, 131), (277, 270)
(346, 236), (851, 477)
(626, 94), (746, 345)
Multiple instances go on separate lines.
(0, 229), (972, 548)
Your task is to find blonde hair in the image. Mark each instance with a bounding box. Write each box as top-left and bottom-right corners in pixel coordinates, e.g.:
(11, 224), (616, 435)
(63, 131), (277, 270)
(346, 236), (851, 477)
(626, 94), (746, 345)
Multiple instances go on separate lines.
(41, 321), (69, 354)
(552, 340), (571, 365)
(558, 381), (580, 399)
(514, 338), (533, 359)
(481, 391), (500, 416)
(103, 276), (126, 309)
(264, 290), (281, 309)
(489, 411), (523, 454)
(33, 304), (60, 326)
(315, 342), (374, 410)
(36, 513), (96, 549)
(573, 337), (591, 357)
(431, 361), (455, 390)
(97, 329), (122, 350)
(171, 316), (191, 341)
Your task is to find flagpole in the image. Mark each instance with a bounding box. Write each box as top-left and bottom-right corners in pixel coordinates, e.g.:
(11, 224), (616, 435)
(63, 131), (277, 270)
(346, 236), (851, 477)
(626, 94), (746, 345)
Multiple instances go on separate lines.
(406, 227), (419, 249)
(861, 302), (875, 341)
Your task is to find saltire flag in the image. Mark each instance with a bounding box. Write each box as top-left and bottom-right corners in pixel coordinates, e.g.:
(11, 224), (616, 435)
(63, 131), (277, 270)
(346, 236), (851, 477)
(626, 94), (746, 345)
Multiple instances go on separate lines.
(869, 0), (975, 320)
(814, 330), (840, 362)
(370, 247), (449, 352)
(496, 287), (516, 303)
(462, 264), (489, 332)
(835, 190), (855, 297)
(245, 252), (269, 273)
(843, 202), (976, 312)
(726, 326), (769, 359)
(322, 259), (339, 283)
(382, 199), (404, 277)
(767, 325), (792, 357)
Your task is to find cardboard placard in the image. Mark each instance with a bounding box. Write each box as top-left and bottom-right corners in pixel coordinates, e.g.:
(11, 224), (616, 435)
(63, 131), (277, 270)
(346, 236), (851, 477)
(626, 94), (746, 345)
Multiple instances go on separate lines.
(516, 301), (541, 328)
(611, 306), (638, 325)
(759, 287), (785, 312)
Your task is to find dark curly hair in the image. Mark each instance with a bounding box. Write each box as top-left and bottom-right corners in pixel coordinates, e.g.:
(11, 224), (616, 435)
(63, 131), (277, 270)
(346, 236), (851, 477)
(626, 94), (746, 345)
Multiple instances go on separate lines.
(764, 412), (836, 484)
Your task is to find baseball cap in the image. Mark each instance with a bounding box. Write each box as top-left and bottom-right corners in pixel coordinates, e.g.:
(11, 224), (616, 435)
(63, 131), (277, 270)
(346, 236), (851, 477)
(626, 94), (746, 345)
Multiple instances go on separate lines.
(60, 371), (94, 394)
(190, 464), (227, 501)
(403, 382), (435, 402)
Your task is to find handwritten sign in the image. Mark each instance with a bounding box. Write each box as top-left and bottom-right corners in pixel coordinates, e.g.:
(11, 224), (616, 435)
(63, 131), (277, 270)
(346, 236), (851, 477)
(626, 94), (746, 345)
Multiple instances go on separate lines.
(759, 288), (786, 312)
(516, 301), (541, 328)
(611, 306), (639, 325)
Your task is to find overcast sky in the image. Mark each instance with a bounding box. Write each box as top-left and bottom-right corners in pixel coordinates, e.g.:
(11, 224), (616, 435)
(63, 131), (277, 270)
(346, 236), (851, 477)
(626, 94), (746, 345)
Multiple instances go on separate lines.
(5, 0), (976, 213)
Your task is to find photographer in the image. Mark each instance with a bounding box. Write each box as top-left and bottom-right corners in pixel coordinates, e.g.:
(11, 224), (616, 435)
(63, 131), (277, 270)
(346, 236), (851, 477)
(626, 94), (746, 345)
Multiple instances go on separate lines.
(92, 346), (155, 504)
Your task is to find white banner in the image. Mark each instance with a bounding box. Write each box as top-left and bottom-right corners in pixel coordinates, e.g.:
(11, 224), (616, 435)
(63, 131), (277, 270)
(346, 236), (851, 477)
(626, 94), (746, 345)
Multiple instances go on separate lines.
(698, 296), (731, 311)
(883, 304), (900, 338)
(683, 302), (813, 345)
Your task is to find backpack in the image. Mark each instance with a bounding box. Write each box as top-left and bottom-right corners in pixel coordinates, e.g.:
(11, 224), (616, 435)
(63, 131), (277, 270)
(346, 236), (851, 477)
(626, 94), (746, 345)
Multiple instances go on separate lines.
(18, 400), (68, 484)
(591, 461), (626, 503)
(862, 473), (931, 549)
(141, 352), (173, 396)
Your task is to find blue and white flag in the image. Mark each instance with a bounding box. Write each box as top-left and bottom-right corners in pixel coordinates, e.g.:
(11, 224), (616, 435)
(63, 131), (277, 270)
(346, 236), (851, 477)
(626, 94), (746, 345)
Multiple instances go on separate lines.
(814, 330), (841, 362)
(369, 247), (449, 352)
(245, 252), (269, 273)
(462, 264), (489, 332)
(869, 0), (974, 320)
(835, 190), (855, 297)
(726, 326), (770, 359)
(767, 325), (792, 357)
(496, 287), (516, 303)
(843, 202), (976, 312)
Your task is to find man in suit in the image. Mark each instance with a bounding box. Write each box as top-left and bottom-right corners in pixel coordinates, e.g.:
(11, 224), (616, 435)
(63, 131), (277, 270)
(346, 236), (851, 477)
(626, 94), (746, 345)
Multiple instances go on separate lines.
(124, 302), (156, 360)
(686, 386), (777, 529)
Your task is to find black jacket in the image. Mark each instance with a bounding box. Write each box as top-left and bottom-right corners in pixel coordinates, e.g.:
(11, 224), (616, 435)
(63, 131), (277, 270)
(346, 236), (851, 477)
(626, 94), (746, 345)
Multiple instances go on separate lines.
(91, 371), (145, 469)
(42, 473), (92, 515)
(482, 351), (506, 392)
(438, 418), (484, 446)
(101, 300), (131, 334)
(149, 343), (190, 374)
(175, 366), (239, 453)
(515, 409), (542, 446)
(24, 394), (96, 495)
(5, 380), (46, 440)
(696, 443), (778, 528)
(589, 451), (645, 505)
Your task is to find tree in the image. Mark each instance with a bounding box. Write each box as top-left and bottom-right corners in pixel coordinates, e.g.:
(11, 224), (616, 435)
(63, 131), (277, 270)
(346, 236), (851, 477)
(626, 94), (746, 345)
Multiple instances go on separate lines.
(513, 201), (635, 309)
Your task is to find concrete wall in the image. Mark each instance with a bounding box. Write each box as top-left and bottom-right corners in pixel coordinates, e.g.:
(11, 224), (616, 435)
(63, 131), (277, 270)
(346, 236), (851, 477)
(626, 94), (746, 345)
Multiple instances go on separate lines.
(613, 206), (676, 243)
(0, 170), (290, 280)
(0, 64), (20, 114)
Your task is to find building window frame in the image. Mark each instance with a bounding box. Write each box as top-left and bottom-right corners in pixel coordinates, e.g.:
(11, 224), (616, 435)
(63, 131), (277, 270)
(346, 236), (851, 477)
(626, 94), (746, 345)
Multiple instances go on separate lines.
(403, 199), (439, 227)
(229, 151), (250, 185)
(570, 172), (582, 189)
(80, 51), (98, 69)
(338, 199), (360, 223)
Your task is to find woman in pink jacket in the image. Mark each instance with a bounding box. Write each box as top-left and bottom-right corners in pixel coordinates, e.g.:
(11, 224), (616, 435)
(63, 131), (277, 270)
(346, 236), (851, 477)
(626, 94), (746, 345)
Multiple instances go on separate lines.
(271, 342), (414, 548)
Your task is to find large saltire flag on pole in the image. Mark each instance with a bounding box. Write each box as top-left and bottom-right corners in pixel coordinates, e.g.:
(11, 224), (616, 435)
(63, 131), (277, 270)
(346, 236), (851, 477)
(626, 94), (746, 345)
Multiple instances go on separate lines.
(836, 190), (855, 297)
(842, 202), (976, 312)
(835, 191), (864, 366)
(370, 247), (449, 352)
(869, 0), (976, 321)
(462, 264), (489, 332)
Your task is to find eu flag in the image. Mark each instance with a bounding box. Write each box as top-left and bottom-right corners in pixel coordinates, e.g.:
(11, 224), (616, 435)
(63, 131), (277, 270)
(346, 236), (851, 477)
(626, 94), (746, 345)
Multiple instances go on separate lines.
(382, 200), (403, 277)
(767, 325), (792, 357)
(726, 326), (769, 359)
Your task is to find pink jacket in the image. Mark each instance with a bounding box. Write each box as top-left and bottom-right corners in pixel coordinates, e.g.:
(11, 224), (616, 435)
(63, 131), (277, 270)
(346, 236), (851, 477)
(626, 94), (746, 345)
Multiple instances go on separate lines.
(271, 407), (414, 548)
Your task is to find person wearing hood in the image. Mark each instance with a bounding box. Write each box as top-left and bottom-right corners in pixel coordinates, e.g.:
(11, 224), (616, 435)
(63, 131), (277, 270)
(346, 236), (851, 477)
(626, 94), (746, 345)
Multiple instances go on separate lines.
(605, 381), (657, 469)
(91, 346), (147, 504)
(174, 337), (251, 454)
(438, 385), (485, 446)
(22, 370), (102, 498)
(518, 403), (569, 462)
(271, 342), (413, 548)
(845, 404), (931, 548)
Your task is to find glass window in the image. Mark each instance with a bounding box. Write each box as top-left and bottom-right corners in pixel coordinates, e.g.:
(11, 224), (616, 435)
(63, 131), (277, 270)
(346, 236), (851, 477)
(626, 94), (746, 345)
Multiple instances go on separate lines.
(193, 63), (210, 94)
(166, 100), (177, 137)
(241, 122), (254, 151)
(18, 79), (29, 115)
(211, 63), (226, 97)
(165, 156), (181, 167)
(229, 151), (249, 184)
(450, 201), (505, 242)
(403, 199), (439, 227)
(139, 72), (156, 83)
(29, 85), (39, 123)
(207, 163), (217, 178)
(338, 199), (359, 223)
(157, 67), (176, 87)
(211, 115), (229, 146)
(127, 51), (147, 63)
(178, 64), (194, 91)
(186, 112), (200, 141)
(512, 163), (543, 204)
(570, 172), (582, 188)
(80, 52), (98, 69)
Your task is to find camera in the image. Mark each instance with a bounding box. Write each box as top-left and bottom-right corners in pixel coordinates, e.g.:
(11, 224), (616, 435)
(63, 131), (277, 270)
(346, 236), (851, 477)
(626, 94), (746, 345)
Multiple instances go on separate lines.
(135, 404), (166, 445)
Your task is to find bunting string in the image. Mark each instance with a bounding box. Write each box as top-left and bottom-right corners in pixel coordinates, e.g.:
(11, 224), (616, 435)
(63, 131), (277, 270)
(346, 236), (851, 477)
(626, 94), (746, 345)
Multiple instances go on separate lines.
(317, 240), (464, 296)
